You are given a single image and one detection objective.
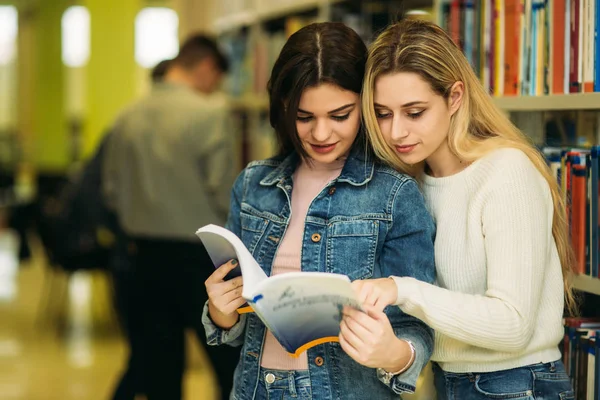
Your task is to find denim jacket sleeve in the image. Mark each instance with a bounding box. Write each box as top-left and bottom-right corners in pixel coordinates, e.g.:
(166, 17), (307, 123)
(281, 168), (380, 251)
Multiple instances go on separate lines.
(380, 178), (436, 394)
(202, 301), (247, 347)
(200, 169), (248, 347)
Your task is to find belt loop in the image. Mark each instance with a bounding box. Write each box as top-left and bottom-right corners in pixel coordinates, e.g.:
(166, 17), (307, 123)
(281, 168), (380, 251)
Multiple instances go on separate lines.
(549, 361), (556, 372)
(288, 371), (297, 396)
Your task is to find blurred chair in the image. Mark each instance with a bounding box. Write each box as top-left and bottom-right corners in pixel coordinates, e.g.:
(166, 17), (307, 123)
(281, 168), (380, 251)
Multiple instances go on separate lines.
(34, 171), (119, 335)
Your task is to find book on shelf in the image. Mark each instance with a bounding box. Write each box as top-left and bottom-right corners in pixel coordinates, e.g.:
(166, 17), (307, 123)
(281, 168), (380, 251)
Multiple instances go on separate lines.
(196, 224), (362, 357)
(438, 0), (600, 96)
(561, 317), (600, 398)
(543, 147), (600, 278)
(542, 143), (600, 279)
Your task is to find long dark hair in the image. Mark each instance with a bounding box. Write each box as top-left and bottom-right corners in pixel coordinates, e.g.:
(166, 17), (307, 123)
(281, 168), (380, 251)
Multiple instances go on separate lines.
(267, 22), (368, 159)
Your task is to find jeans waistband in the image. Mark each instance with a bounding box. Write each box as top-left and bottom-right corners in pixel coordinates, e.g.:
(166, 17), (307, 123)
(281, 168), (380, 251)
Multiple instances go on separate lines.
(258, 367), (311, 390)
(432, 359), (565, 377)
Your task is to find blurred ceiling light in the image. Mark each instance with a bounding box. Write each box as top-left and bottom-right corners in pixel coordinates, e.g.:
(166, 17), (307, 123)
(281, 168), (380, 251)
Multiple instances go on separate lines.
(0, 6), (18, 66)
(135, 7), (179, 68)
(62, 6), (90, 67)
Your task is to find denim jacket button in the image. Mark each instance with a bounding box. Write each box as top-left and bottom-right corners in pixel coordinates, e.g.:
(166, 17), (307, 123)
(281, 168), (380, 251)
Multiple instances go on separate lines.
(328, 187), (336, 195)
(311, 233), (321, 243)
(315, 356), (324, 366)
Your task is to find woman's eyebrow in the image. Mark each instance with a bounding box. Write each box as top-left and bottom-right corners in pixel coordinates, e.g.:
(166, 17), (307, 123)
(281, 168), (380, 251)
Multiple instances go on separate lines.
(297, 103), (355, 115)
(327, 103), (355, 114)
(374, 101), (427, 108)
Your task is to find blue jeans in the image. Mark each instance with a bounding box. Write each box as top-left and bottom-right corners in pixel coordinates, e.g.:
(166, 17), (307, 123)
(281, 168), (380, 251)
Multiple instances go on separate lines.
(433, 360), (574, 399)
(254, 368), (312, 400)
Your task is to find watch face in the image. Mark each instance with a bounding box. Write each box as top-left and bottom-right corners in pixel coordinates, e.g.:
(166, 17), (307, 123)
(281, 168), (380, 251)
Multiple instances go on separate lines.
(377, 368), (392, 385)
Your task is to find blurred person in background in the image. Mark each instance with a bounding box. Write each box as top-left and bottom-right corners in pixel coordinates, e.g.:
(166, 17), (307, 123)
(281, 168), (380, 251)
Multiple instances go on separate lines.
(150, 59), (171, 84)
(103, 34), (240, 400)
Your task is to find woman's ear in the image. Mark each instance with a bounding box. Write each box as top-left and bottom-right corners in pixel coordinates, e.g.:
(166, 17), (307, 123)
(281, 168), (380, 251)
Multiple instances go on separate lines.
(448, 81), (464, 116)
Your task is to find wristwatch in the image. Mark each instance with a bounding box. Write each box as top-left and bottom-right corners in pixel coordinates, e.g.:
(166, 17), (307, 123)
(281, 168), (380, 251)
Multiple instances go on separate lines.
(376, 340), (416, 385)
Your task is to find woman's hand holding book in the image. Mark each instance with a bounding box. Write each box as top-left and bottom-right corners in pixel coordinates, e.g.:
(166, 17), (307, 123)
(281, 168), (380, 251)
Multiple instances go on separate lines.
(205, 259), (245, 329)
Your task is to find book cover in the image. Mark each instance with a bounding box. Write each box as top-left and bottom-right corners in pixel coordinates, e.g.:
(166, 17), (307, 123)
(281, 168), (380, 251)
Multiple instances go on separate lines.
(595, 0), (600, 92)
(589, 148), (598, 278)
(504, 0), (520, 95)
(553, 0), (566, 94)
(572, 165), (587, 274)
(570, 0), (581, 93)
(583, 0), (596, 92)
(196, 224), (362, 357)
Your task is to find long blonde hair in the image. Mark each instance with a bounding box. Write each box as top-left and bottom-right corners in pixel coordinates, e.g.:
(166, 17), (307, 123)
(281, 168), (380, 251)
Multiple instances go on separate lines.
(362, 18), (577, 315)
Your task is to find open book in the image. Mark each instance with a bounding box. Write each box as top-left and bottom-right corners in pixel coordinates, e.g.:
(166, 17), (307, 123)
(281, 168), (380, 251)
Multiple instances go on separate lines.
(196, 224), (362, 357)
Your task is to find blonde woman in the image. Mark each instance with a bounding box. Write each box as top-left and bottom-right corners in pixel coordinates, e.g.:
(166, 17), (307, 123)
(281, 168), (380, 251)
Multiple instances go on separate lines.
(340, 18), (576, 399)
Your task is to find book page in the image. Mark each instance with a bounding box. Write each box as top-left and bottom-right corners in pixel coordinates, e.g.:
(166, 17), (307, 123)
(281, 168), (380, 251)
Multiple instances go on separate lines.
(251, 272), (361, 357)
(196, 224), (267, 300)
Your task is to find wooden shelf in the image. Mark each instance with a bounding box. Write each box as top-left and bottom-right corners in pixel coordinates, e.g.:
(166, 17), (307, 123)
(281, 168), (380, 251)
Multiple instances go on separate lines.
(229, 93), (600, 113)
(493, 93), (600, 111)
(228, 94), (269, 111)
(573, 274), (600, 296)
(259, 0), (324, 21)
(213, 0), (335, 34)
(213, 10), (258, 34)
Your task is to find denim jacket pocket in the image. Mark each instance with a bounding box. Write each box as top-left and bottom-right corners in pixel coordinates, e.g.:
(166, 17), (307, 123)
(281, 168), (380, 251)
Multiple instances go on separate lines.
(326, 220), (378, 280)
(240, 211), (269, 254)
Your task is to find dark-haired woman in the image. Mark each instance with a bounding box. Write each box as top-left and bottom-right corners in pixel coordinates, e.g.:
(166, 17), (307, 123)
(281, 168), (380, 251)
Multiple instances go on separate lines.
(202, 22), (436, 400)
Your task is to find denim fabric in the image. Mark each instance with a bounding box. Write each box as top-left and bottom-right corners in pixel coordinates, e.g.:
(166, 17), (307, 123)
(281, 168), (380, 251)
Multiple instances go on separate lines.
(203, 148), (436, 400)
(433, 360), (575, 400)
(253, 368), (311, 400)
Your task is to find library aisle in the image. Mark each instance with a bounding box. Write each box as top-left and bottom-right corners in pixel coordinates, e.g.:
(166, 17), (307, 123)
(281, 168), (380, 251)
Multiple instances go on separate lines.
(0, 237), (218, 400)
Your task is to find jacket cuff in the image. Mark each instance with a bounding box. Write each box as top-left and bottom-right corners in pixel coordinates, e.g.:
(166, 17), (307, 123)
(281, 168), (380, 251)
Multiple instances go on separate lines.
(385, 324), (433, 394)
(201, 301), (246, 346)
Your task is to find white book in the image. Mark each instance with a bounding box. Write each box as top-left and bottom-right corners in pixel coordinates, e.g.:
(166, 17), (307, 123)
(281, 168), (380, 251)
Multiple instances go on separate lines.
(196, 224), (362, 357)
(587, 337), (595, 400)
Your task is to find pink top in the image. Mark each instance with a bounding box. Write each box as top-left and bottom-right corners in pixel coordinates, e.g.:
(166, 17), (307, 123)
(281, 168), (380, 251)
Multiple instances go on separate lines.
(260, 157), (344, 370)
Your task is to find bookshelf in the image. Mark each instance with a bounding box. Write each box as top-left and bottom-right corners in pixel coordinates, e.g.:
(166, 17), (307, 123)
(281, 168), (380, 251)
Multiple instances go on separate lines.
(210, 2), (600, 396)
(228, 93), (600, 112)
(229, 94), (269, 111)
(574, 275), (600, 296)
(213, 10), (258, 34)
(213, 0), (600, 299)
(213, 0), (340, 34)
(493, 94), (600, 112)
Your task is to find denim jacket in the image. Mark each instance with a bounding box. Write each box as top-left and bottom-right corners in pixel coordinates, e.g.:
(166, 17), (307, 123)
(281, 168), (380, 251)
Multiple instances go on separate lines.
(202, 149), (436, 400)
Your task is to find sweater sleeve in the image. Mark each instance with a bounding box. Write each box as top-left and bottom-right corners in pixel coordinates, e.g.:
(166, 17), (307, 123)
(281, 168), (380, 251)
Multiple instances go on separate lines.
(393, 154), (554, 352)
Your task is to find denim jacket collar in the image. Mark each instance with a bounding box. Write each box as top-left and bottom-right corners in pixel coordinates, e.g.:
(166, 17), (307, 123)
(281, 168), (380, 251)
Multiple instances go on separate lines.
(259, 146), (375, 187)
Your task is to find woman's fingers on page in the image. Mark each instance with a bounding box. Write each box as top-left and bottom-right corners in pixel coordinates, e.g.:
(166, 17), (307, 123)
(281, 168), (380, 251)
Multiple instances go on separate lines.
(208, 279), (241, 305)
(352, 280), (375, 306)
(226, 276), (243, 292)
(210, 259), (239, 282)
(343, 315), (374, 342)
(352, 280), (384, 309)
(207, 281), (236, 311)
(221, 283), (244, 304)
(341, 308), (399, 368)
(351, 280), (365, 299)
(343, 306), (374, 336)
(224, 297), (247, 314)
(340, 320), (379, 367)
(362, 305), (388, 321)
(363, 286), (382, 308)
(377, 277), (399, 306)
(339, 331), (360, 362)
(340, 319), (364, 348)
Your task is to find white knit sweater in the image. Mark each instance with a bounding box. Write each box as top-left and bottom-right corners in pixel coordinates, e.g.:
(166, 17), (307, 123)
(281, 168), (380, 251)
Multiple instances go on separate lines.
(393, 148), (564, 373)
